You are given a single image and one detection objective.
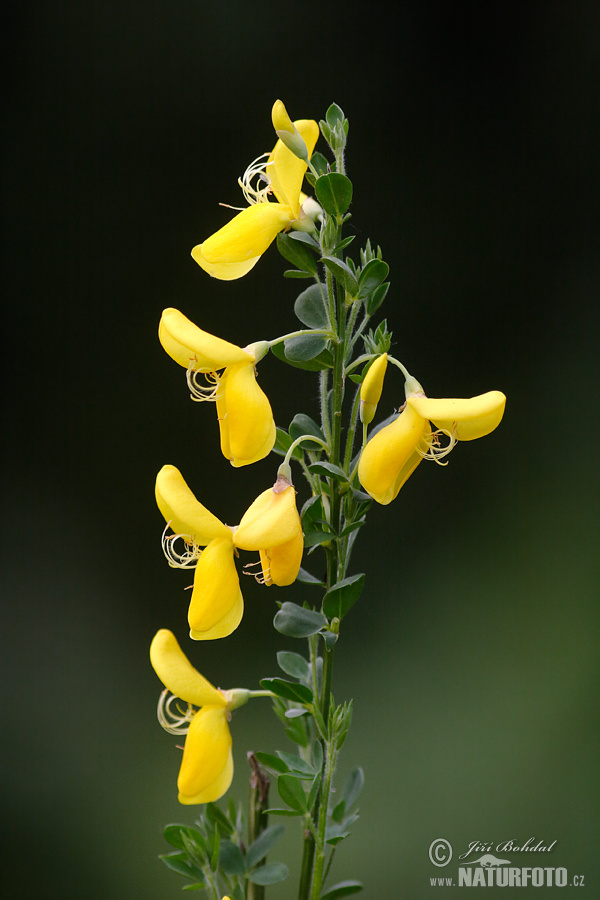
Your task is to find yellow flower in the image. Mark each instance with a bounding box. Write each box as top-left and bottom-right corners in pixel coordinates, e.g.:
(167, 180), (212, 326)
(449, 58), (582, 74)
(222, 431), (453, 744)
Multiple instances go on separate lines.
(150, 629), (233, 804)
(156, 466), (304, 637)
(159, 307), (275, 467)
(358, 389), (506, 505)
(156, 465), (242, 640)
(234, 475), (304, 587)
(191, 101), (319, 280)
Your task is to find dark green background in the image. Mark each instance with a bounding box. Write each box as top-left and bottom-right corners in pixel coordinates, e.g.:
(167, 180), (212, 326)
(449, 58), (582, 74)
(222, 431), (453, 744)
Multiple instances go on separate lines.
(3, 2), (598, 897)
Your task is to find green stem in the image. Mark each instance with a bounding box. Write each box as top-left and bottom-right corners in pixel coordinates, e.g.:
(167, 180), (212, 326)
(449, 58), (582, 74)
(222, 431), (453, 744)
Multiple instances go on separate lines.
(310, 738), (336, 900)
(248, 753), (270, 900)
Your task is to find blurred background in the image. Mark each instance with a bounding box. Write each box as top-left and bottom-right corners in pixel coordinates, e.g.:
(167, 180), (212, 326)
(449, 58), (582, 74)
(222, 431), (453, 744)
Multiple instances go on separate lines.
(3, 1), (599, 897)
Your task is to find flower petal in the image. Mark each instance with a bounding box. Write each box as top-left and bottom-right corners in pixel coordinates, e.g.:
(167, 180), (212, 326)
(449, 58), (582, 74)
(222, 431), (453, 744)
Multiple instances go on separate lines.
(177, 707), (233, 803)
(267, 119), (320, 217)
(408, 391), (506, 441)
(159, 308), (253, 371)
(149, 629), (227, 708)
(358, 404), (430, 505)
(235, 484), (302, 550)
(218, 362), (276, 467)
(200, 203), (293, 264)
(155, 465), (231, 545)
(259, 532), (304, 587)
(191, 246), (262, 281)
(188, 537), (243, 640)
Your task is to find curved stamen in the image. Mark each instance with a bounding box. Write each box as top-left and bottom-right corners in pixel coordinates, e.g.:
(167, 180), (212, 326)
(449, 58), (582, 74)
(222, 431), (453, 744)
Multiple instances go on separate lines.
(418, 427), (458, 466)
(238, 152), (272, 205)
(161, 523), (202, 568)
(186, 364), (221, 403)
(157, 689), (196, 735)
(242, 558), (269, 585)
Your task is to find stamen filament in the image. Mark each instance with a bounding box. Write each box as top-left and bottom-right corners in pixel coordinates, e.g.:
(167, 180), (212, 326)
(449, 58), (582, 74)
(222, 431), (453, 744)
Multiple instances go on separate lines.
(161, 523), (202, 568)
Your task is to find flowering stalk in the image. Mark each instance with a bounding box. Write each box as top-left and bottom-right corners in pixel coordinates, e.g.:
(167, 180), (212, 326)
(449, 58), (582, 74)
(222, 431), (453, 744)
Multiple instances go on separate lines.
(150, 99), (506, 898)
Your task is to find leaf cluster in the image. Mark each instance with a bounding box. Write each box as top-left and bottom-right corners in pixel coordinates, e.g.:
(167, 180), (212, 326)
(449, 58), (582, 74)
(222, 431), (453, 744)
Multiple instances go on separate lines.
(160, 803), (289, 893)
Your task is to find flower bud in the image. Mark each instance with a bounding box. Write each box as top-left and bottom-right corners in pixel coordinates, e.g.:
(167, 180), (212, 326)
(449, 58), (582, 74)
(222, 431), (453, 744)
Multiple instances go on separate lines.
(360, 353), (388, 424)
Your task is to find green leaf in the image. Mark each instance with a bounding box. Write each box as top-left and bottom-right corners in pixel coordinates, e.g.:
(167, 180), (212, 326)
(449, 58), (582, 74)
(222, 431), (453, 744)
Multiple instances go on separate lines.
(253, 752), (289, 775)
(264, 807), (303, 817)
(218, 840), (245, 876)
(209, 826), (220, 870)
(277, 751), (315, 777)
(285, 707), (309, 718)
(307, 770), (322, 811)
(294, 283), (329, 329)
(365, 281), (390, 315)
(289, 413), (325, 449)
(285, 334), (327, 362)
(248, 861), (290, 885)
(321, 880), (363, 899)
(323, 573), (365, 619)
(358, 258), (389, 298)
(205, 802), (233, 837)
(339, 520), (365, 538)
(301, 494), (324, 527)
(159, 852), (204, 881)
(310, 151), (330, 176)
(270, 339), (333, 372)
(274, 602), (327, 638)
(163, 824), (206, 854)
(284, 269), (313, 279)
(331, 234), (356, 254)
(321, 256), (359, 295)
(260, 677), (313, 705)
(307, 461), (348, 482)
(322, 629), (338, 649)
(289, 231), (320, 251)
(326, 102), (346, 129)
(303, 531), (334, 549)
(277, 774), (307, 812)
(277, 233), (317, 274)
(182, 885), (205, 892)
(277, 650), (310, 680)
(325, 822), (353, 846)
(246, 825), (285, 870)
(296, 566), (325, 586)
(342, 767), (365, 811)
(315, 173), (353, 217)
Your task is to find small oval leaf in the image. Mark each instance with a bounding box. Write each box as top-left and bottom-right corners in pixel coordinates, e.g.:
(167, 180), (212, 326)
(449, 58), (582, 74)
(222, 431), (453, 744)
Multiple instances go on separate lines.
(277, 233), (317, 274)
(274, 602), (327, 638)
(315, 173), (353, 217)
(294, 283), (329, 329)
(285, 334), (328, 362)
(323, 573), (365, 619)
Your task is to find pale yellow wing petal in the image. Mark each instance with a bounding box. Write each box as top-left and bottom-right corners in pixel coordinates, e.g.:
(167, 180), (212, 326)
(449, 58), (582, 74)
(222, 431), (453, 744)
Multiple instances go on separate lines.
(408, 391), (506, 441)
(260, 533), (304, 587)
(188, 537), (243, 639)
(149, 629), (226, 707)
(177, 708), (232, 802)
(200, 204), (292, 264)
(159, 308), (253, 370)
(155, 465), (231, 544)
(179, 745), (234, 805)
